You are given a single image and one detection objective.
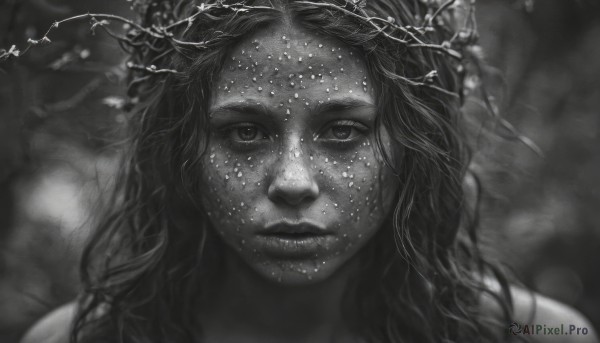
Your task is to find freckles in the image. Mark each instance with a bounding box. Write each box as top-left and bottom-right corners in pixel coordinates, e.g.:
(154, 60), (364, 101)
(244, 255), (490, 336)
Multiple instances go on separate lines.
(202, 143), (268, 236)
(217, 36), (372, 103)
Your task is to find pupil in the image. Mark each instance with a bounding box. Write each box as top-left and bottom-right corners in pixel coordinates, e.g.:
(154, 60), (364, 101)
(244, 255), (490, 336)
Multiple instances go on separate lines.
(238, 127), (258, 141)
(332, 126), (351, 139)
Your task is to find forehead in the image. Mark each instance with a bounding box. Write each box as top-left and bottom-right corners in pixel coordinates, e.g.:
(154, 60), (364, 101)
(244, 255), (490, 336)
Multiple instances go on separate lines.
(213, 23), (372, 108)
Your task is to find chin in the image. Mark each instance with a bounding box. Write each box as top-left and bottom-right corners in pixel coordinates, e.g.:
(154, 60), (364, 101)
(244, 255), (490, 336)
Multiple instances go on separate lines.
(248, 255), (351, 286)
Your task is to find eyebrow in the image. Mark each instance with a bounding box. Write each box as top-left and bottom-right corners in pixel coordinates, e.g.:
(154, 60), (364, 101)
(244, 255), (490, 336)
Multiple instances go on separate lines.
(310, 98), (375, 116)
(209, 98), (375, 118)
(209, 102), (271, 117)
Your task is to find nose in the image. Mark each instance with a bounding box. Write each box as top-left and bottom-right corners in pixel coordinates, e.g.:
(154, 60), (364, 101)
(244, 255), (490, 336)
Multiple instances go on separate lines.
(267, 145), (319, 207)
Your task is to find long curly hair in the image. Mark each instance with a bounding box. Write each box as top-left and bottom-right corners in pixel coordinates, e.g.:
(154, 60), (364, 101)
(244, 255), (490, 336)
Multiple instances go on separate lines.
(72, 0), (515, 342)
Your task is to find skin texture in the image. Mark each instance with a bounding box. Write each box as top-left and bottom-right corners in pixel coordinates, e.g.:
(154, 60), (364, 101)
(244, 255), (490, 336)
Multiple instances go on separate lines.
(198, 22), (399, 286)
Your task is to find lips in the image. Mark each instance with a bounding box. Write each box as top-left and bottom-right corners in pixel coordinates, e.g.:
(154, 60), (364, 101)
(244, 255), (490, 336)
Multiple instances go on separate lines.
(260, 222), (331, 237)
(256, 221), (335, 258)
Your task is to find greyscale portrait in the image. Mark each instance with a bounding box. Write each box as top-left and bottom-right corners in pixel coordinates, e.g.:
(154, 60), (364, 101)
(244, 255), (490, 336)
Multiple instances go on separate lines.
(0, 0), (599, 342)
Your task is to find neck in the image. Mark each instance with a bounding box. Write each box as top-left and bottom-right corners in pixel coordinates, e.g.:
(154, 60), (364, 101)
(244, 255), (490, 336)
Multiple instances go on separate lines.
(199, 249), (359, 342)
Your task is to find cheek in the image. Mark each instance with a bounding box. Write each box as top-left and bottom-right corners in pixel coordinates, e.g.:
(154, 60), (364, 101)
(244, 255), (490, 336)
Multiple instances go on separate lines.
(198, 141), (269, 240)
(312, 140), (399, 242)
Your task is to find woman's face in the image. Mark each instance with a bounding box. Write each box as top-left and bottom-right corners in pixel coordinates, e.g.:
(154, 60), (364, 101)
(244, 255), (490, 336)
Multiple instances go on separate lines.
(199, 24), (399, 285)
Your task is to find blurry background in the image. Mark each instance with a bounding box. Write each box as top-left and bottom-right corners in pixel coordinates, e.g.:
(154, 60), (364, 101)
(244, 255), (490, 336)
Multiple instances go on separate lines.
(0, 0), (599, 341)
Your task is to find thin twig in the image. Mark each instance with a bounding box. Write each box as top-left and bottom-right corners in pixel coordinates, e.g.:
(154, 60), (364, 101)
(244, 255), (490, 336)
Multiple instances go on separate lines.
(426, 0), (456, 27)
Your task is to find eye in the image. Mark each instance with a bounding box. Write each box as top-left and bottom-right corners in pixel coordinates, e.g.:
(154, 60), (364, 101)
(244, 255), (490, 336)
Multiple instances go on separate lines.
(331, 126), (352, 140)
(226, 123), (269, 143)
(319, 120), (368, 142)
(238, 126), (259, 141)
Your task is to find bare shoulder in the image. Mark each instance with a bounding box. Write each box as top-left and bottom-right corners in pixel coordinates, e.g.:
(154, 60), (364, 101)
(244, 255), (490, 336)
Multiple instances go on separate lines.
(20, 302), (77, 343)
(480, 280), (598, 343)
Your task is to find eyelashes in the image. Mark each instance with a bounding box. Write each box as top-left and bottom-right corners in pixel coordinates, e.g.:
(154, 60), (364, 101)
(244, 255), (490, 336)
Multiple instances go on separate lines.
(218, 120), (369, 149)
(317, 120), (369, 142)
(226, 123), (270, 143)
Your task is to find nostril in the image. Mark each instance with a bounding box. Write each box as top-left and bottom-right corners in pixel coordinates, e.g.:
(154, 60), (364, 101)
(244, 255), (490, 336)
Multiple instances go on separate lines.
(267, 175), (319, 206)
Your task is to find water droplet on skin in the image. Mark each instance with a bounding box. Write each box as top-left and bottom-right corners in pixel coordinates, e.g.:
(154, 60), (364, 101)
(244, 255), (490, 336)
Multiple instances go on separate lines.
(294, 93), (299, 99)
(342, 172), (348, 178)
(286, 108), (291, 115)
(294, 151), (300, 158)
(318, 44), (323, 48)
(237, 172), (243, 177)
(349, 182), (354, 187)
(282, 35), (286, 40)
(309, 53), (313, 58)
(326, 88), (330, 93)
(298, 57), (303, 62)
(270, 91), (275, 96)
(225, 174), (229, 180)
(325, 158), (329, 163)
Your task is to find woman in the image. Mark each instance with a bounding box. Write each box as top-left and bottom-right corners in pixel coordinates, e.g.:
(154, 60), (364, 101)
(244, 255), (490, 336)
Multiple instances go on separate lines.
(21, 0), (597, 342)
